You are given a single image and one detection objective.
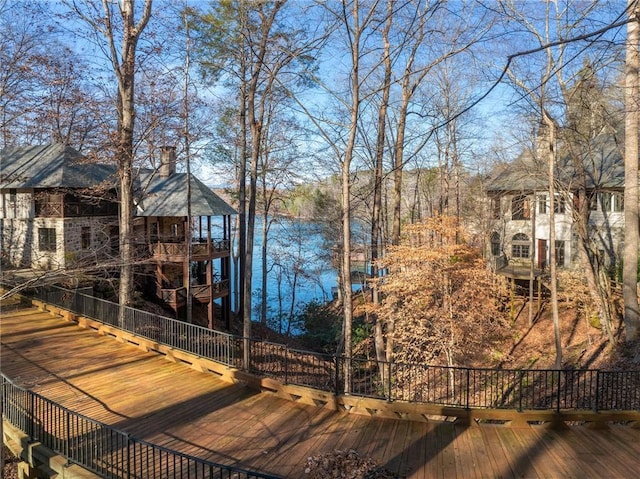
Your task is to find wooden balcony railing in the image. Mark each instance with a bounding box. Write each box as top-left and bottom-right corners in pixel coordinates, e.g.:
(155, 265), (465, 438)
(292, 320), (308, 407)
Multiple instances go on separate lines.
(159, 279), (230, 308)
(158, 287), (187, 309)
(191, 280), (231, 302)
(150, 239), (231, 261)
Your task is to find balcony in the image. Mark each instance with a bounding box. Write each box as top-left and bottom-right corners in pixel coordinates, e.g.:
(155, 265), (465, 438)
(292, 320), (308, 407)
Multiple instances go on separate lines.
(190, 280), (231, 302)
(150, 238), (231, 262)
(158, 279), (230, 310)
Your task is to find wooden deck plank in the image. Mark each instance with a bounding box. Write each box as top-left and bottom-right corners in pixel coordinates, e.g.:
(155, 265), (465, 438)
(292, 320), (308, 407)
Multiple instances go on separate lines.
(450, 426), (482, 479)
(461, 424), (494, 478)
(251, 407), (354, 477)
(545, 428), (619, 478)
(509, 426), (573, 479)
(481, 425), (516, 478)
(535, 427), (604, 478)
(437, 422), (460, 479)
(359, 417), (399, 470)
(394, 419), (429, 479)
(562, 427), (640, 478)
(496, 427), (540, 478)
(2, 305), (640, 479)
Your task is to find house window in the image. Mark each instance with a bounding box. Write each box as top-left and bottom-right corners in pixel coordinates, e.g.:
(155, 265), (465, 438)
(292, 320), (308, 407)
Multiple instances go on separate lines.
(81, 227), (91, 249)
(512, 233), (530, 259)
(171, 223), (180, 238)
(490, 232), (501, 256)
(9, 189), (16, 203)
(491, 197), (501, 219)
(554, 195), (566, 214)
(511, 195), (530, 220)
(38, 228), (57, 252)
(600, 192), (611, 212)
(555, 240), (566, 267)
(613, 192), (624, 212)
(538, 195), (547, 214)
(150, 222), (159, 241)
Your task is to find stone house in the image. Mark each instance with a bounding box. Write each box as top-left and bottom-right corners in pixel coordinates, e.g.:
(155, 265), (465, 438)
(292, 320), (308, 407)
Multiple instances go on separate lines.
(1, 144), (236, 328)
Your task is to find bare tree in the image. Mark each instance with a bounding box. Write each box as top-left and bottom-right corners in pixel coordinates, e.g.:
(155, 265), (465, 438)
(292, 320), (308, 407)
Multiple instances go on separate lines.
(624, 0), (640, 340)
(370, 0), (393, 376)
(64, 0), (153, 316)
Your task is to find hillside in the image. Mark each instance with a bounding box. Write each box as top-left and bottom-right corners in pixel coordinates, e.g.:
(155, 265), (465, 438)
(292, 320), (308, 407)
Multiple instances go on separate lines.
(483, 297), (639, 371)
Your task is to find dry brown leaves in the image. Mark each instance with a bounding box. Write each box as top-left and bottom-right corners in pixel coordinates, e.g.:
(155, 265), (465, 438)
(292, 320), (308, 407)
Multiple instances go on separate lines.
(369, 217), (511, 366)
(304, 450), (400, 479)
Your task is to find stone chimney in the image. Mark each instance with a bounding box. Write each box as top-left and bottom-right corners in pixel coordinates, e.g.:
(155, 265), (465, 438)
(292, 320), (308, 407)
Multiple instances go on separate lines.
(159, 146), (176, 177)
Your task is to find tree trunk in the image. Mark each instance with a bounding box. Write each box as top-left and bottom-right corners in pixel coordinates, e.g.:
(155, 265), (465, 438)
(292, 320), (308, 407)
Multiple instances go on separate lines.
(237, 0), (249, 367)
(339, 0), (365, 393)
(372, 0), (392, 369)
(107, 0), (152, 325)
(529, 192), (536, 327)
(391, 88), (409, 246)
(544, 117), (562, 369)
(624, 0), (640, 341)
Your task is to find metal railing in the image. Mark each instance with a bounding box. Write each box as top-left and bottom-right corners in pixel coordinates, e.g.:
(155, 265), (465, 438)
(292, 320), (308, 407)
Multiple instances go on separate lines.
(16, 285), (640, 411)
(1, 375), (278, 479)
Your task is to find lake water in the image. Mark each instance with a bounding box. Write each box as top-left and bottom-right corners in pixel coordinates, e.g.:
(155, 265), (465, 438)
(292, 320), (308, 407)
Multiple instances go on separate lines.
(251, 218), (338, 319)
(219, 217), (340, 330)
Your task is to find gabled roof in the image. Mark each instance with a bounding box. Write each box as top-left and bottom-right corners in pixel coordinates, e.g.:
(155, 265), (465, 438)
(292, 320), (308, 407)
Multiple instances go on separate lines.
(486, 134), (626, 193)
(0, 144), (117, 188)
(135, 171), (237, 217)
(0, 144), (236, 218)
(486, 153), (548, 193)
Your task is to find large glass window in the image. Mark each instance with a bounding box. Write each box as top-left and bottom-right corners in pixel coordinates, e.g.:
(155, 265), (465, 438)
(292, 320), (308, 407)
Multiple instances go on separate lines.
(600, 192), (624, 212)
(512, 233), (530, 259)
(554, 195), (566, 214)
(613, 192), (624, 212)
(38, 228), (57, 252)
(538, 195), (547, 214)
(600, 192), (612, 212)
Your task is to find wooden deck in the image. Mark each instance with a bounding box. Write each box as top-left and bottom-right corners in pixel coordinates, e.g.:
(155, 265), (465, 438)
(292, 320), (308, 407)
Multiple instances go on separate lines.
(2, 304), (640, 478)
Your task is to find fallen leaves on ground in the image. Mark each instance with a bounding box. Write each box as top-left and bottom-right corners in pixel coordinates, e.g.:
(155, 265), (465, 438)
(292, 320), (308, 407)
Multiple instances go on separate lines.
(305, 449), (401, 479)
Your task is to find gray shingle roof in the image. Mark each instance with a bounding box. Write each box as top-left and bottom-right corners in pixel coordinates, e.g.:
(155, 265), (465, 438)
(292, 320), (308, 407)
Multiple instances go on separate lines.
(486, 135), (626, 193)
(0, 144), (236, 218)
(135, 171), (237, 217)
(0, 144), (117, 188)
